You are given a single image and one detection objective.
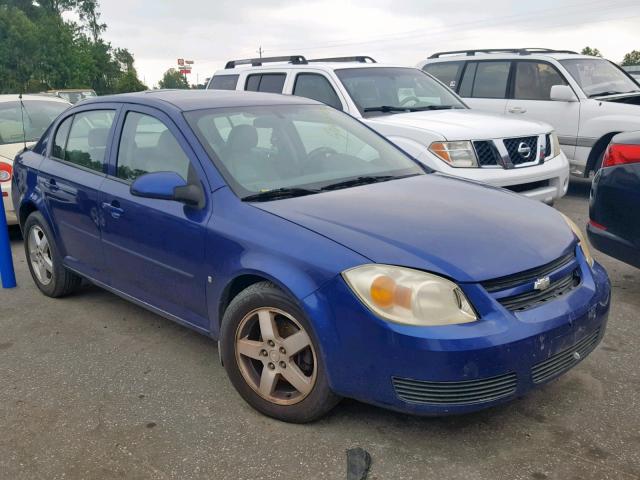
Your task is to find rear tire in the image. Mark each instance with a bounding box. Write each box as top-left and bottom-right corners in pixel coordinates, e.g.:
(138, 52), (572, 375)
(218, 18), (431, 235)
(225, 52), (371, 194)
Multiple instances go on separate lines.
(24, 211), (81, 298)
(220, 281), (340, 423)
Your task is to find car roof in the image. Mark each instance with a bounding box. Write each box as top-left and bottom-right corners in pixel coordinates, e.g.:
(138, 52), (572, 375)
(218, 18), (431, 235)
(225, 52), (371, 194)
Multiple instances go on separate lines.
(425, 53), (597, 63)
(78, 89), (322, 111)
(213, 63), (420, 76)
(0, 94), (70, 103)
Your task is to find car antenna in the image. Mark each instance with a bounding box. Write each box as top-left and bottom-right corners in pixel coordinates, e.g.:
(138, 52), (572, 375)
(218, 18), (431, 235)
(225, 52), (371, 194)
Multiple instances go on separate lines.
(18, 92), (28, 151)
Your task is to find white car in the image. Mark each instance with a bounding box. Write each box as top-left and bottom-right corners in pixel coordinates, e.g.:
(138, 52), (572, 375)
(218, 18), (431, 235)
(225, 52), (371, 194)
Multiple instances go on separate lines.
(207, 55), (569, 204)
(0, 94), (70, 225)
(419, 48), (640, 177)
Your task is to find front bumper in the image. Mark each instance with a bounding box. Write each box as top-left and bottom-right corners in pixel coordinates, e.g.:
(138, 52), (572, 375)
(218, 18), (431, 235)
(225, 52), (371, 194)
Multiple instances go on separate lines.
(436, 153), (570, 204)
(304, 257), (610, 415)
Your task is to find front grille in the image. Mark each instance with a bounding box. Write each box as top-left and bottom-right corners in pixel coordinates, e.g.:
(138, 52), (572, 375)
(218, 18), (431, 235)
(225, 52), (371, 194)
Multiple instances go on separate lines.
(497, 270), (580, 311)
(482, 251), (575, 293)
(504, 136), (539, 165)
(392, 372), (517, 405)
(504, 180), (550, 193)
(532, 328), (601, 384)
(473, 141), (500, 166)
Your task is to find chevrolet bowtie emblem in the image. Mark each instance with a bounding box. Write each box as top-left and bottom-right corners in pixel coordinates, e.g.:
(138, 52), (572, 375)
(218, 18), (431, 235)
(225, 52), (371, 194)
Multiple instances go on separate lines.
(534, 276), (551, 291)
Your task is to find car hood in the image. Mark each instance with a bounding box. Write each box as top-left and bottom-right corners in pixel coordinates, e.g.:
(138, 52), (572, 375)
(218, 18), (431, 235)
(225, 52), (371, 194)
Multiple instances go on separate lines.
(254, 175), (575, 283)
(365, 109), (551, 141)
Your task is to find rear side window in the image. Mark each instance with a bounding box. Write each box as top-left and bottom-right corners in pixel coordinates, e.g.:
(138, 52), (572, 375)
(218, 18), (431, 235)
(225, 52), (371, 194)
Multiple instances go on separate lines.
(56, 110), (115, 172)
(514, 62), (568, 100)
(209, 75), (239, 90)
(463, 61), (511, 99)
(293, 73), (342, 110)
(116, 112), (191, 182)
(245, 73), (286, 93)
(423, 62), (464, 90)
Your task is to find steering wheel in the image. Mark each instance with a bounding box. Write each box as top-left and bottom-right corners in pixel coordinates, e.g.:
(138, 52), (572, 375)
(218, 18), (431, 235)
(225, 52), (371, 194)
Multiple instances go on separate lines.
(303, 146), (338, 174)
(399, 96), (421, 107)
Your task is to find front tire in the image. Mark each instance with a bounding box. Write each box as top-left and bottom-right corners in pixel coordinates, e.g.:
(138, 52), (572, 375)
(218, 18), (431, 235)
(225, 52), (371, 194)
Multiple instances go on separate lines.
(24, 211), (81, 297)
(220, 281), (340, 423)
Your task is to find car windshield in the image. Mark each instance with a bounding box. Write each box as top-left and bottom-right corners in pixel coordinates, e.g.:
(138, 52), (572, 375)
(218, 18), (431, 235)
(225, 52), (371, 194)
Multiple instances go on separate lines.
(335, 67), (466, 117)
(57, 90), (96, 104)
(0, 100), (68, 146)
(560, 58), (640, 97)
(185, 104), (424, 199)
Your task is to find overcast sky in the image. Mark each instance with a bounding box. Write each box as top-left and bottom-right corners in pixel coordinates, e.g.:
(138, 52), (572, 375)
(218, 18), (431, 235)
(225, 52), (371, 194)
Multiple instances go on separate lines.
(93, 0), (640, 87)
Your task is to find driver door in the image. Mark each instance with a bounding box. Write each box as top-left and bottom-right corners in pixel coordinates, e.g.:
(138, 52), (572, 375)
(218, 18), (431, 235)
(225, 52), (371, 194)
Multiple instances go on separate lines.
(100, 106), (211, 329)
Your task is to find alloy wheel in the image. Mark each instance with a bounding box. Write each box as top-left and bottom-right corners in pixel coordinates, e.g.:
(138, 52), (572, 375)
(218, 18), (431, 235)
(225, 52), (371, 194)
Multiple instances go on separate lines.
(28, 225), (53, 286)
(235, 307), (317, 405)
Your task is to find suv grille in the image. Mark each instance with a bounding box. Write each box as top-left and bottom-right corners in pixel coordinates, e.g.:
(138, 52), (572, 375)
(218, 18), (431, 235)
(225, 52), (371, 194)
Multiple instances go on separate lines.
(481, 251), (581, 312)
(392, 372), (517, 405)
(504, 136), (539, 165)
(473, 141), (500, 166)
(532, 328), (601, 384)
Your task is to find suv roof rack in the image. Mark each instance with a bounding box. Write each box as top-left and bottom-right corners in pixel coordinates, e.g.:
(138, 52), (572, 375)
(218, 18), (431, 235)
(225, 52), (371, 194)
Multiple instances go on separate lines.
(308, 56), (377, 64)
(428, 48), (578, 59)
(224, 55), (308, 69)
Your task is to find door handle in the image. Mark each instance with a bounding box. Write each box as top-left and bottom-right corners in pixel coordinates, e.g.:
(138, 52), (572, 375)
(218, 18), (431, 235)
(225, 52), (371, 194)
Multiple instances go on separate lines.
(508, 106), (527, 114)
(48, 178), (59, 191)
(102, 201), (125, 219)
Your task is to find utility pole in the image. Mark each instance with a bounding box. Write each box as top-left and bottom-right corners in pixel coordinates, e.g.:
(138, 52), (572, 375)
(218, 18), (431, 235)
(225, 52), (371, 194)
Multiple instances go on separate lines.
(257, 46), (264, 58)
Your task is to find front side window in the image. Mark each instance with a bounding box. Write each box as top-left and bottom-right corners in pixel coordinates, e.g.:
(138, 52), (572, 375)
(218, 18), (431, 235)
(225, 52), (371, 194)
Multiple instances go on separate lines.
(335, 67), (465, 116)
(469, 61), (511, 99)
(60, 110), (115, 172)
(293, 73), (343, 110)
(0, 100), (69, 146)
(209, 75), (239, 90)
(560, 58), (640, 97)
(186, 104), (424, 198)
(116, 112), (191, 182)
(514, 62), (568, 100)
(245, 73), (286, 93)
(423, 62), (464, 90)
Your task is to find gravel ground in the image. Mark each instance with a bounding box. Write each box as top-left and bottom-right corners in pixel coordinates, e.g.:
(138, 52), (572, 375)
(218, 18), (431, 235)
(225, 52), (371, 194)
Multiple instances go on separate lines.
(1, 179), (639, 480)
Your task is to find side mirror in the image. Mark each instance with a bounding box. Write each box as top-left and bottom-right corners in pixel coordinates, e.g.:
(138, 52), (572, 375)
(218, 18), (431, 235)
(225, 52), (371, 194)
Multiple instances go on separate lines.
(130, 171), (204, 207)
(550, 85), (577, 102)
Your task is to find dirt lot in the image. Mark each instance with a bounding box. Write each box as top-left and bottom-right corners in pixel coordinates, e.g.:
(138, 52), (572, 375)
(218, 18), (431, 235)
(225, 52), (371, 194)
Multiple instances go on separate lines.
(1, 179), (639, 480)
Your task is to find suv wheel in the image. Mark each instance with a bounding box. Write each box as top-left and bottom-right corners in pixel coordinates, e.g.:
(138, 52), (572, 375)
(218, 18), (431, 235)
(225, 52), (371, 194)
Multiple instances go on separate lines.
(220, 281), (340, 423)
(24, 212), (81, 297)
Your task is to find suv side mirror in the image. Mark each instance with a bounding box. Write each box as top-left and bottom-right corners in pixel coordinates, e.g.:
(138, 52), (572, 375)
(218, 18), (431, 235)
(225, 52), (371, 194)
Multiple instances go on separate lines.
(550, 85), (577, 102)
(130, 171), (204, 207)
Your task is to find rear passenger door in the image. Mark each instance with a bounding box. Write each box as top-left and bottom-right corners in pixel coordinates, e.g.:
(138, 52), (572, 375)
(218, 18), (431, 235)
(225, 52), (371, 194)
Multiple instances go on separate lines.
(456, 61), (511, 114)
(39, 107), (118, 280)
(100, 106), (211, 328)
(244, 73), (287, 93)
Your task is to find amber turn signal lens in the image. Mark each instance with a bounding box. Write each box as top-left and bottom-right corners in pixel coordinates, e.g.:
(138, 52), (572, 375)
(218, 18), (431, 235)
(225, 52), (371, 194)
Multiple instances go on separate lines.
(370, 275), (396, 308)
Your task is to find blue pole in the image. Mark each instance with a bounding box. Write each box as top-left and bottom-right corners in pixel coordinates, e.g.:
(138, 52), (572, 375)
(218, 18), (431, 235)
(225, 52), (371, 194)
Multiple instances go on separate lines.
(0, 182), (17, 288)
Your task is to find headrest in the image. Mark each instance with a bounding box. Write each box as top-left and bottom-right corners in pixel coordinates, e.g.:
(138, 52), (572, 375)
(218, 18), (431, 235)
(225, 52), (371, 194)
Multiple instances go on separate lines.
(226, 124), (258, 151)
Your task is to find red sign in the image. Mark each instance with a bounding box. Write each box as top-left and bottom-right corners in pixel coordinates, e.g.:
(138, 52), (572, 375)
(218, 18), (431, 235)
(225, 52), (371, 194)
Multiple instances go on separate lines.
(179, 69), (191, 75)
(177, 58), (184, 66)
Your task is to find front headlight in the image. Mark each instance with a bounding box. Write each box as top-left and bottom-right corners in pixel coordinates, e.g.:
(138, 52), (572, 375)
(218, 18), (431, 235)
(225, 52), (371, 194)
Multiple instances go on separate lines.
(342, 264), (478, 326)
(551, 131), (561, 158)
(560, 213), (594, 268)
(429, 141), (478, 168)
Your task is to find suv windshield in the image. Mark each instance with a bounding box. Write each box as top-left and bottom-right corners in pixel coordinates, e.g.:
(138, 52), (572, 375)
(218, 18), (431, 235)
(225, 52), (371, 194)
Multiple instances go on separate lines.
(335, 67), (466, 117)
(560, 58), (640, 97)
(0, 100), (68, 146)
(185, 104), (424, 199)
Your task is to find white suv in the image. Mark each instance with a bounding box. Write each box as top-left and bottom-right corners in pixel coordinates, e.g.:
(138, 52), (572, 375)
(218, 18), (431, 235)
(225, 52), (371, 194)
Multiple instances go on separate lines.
(207, 55), (569, 203)
(419, 48), (640, 177)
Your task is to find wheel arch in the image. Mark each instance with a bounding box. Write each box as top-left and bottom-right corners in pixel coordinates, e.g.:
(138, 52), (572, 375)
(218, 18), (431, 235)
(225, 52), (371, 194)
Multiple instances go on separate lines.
(586, 132), (620, 176)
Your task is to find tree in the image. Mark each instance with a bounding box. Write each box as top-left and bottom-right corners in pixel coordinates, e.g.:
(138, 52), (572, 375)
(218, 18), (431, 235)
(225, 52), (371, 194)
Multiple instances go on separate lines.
(159, 68), (189, 89)
(622, 50), (640, 66)
(581, 46), (602, 57)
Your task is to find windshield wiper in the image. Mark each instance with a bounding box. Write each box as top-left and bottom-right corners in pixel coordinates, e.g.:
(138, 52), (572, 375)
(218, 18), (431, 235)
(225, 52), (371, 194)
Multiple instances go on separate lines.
(320, 174), (413, 191)
(363, 106), (410, 113)
(407, 105), (460, 111)
(242, 187), (320, 202)
(588, 91), (634, 98)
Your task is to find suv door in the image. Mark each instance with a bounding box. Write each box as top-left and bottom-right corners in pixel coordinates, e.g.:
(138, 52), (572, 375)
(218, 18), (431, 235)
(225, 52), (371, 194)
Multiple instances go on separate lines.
(456, 60), (511, 114)
(39, 107), (117, 280)
(100, 106), (211, 328)
(506, 60), (580, 160)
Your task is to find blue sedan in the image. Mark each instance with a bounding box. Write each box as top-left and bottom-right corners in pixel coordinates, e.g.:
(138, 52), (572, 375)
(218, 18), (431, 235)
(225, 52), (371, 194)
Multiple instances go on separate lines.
(11, 90), (610, 422)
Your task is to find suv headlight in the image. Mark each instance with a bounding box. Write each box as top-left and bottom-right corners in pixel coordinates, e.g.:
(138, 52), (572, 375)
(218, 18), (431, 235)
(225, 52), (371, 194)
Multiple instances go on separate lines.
(342, 264), (478, 326)
(551, 132), (561, 158)
(560, 213), (594, 267)
(429, 141), (478, 168)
